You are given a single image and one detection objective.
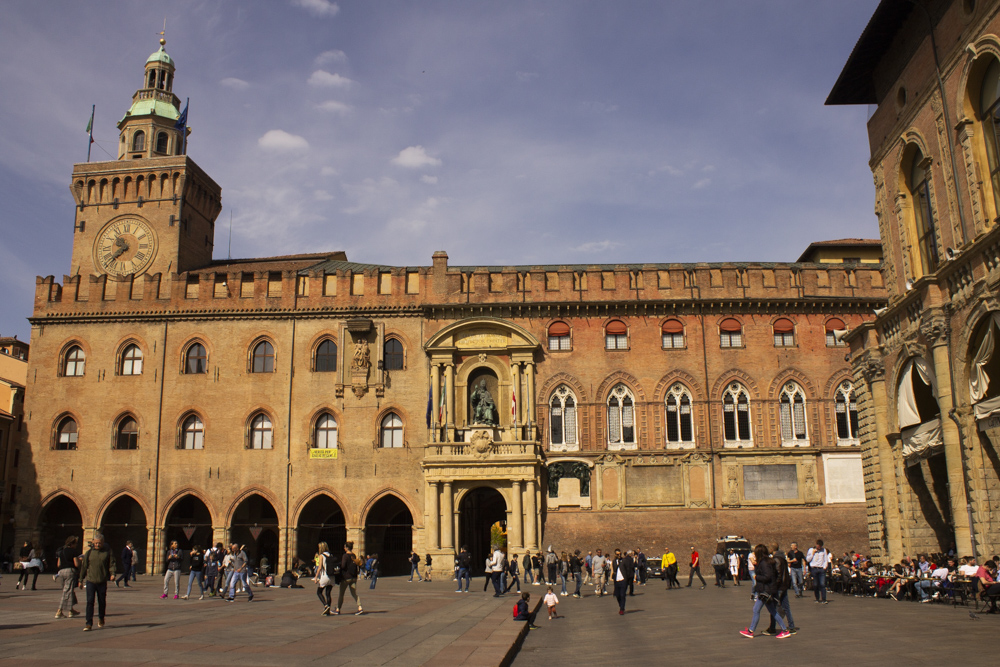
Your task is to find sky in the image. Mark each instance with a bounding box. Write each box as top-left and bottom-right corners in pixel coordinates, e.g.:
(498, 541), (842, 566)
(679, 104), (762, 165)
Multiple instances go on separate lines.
(0, 0), (881, 342)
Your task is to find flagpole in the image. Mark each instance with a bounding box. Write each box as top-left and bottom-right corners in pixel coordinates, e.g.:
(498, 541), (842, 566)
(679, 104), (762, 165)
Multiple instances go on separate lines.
(182, 97), (189, 155)
(86, 105), (95, 162)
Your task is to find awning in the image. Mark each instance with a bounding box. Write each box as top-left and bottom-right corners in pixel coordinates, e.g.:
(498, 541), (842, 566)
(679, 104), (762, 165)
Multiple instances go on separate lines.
(662, 319), (684, 334)
(773, 318), (794, 333)
(901, 418), (943, 467)
(969, 313), (1000, 402)
(974, 395), (1000, 422)
(897, 357), (938, 430)
(720, 318), (741, 332)
(606, 320), (627, 335)
(548, 321), (570, 337)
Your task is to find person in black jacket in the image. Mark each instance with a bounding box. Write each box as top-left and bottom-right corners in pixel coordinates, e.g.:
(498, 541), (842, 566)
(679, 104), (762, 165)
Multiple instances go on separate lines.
(763, 544), (797, 635)
(611, 549), (636, 615)
(514, 592), (539, 629)
(570, 550), (584, 598)
(334, 541), (363, 616)
(739, 544), (791, 639)
(114, 541), (133, 588)
(505, 552), (522, 593)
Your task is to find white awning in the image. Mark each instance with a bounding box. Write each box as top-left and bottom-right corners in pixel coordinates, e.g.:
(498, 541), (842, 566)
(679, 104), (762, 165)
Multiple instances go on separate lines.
(970, 313), (1000, 402)
(974, 395), (1000, 421)
(897, 357), (938, 429)
(901, 418), (943, 466)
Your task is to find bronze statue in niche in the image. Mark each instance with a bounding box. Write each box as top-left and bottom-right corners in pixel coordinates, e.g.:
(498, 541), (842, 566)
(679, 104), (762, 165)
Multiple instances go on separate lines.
(470, 378), (498, 425)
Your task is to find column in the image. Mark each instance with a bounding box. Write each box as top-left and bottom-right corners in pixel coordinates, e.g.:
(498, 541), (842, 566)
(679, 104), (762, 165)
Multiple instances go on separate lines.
(524, 480), (537, 551)
(427, 481), (440, 551)
(445, 363), (455, 441)
(511, 362), (521, 435)
(431, 364), (441, 433)
(441, 482), (454, 550)
(149, 526), (165, 575)
(526, 363), (536, 439)
(862, 362), (903, 561)
(510, 480), (523, 550)
(279, 525), (293, 575)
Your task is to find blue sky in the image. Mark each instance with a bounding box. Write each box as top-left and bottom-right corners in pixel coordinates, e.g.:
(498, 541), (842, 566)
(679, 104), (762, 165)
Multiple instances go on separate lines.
(0, 0), (880, 341)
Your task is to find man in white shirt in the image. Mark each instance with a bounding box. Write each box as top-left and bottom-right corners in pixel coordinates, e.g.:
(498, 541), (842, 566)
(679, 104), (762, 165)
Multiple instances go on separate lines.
(915, 563), (949, 602)
(591, 550), (607, 597)
(610, 549), (635, 615)
(490, 546), (505, 597)
(959, 557), (979, 577)
(805, 539), (830, 604)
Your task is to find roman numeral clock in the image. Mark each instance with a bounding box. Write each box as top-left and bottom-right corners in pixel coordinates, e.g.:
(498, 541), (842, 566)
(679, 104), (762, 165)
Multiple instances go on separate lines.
(94, 217), (157, 277)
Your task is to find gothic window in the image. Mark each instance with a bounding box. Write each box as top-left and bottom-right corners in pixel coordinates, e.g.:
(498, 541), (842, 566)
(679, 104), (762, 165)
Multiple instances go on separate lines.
(549, 385), (578, 450)
(980, 57), (1000, 215)
(607, 383), (636, 447)
(115, 416), (139, 450)
(249, 413), (273, 449)
(773, 319), (795, 347)
(548, 321), (571, 351)
(314, 339), (337, 372)
(120, 344), (143, 375)
(908, 148), (939, 275)
(778, 382), (808, 444)
(314, 413), (338, 449)
(720, 318), (742, 348)
(132, 131), (145, 152)
(380, 412), (403, 448)
(835, 381), (859, 443)
(665, 383), (694, 445)
(605, 320), (628, 350)
(184, 342), (207, 374)
(63, 345), (85, 377)
(723, 382), (752, 444)
(661, 319), (685, 349)
(56, 417), (78, 450)
(826, 318), (847, 347)
(383, 338), (404, 370)
(155, 132), (168, 154)
(181, 414), (204, 449)
(251, 340), (275, 373)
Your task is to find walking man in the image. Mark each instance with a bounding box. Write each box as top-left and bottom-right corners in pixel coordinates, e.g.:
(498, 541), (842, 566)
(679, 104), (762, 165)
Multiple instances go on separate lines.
(806, 539), (830, 604)
(227, 544), (254, 602)
(636, 548), (647, 586)
(408, 550), (422, 582)
(162, 541), (182, 599)
(611, 549), (635, 615)
(490, 545), (505, 597)
(570, 550), (584, 598)
(545, 547), (558, 585)
(456, 546), (471, 592)
(592, 549), (607, 597)
(81, 532), (115, 631)
(114, 541), (132, 588)
(505, 552), (522, 594)
(687, 546), (707, 589)
(787, 542), (806, 597)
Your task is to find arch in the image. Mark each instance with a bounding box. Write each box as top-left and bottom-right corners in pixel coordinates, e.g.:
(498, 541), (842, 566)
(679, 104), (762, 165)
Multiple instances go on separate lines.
(53, 413), (80, 450)
(113, 413), (140, 450)
(712, 369), (761, 400)
(767, 368), (817, 400)
(155, 131), (169, 154)
(383, 336), (404, 370)
(182, 339), (209, 374)
(595, 370), (646, 403)
(363, 493), (415, 576)
(98, 492), (149, 574)
(538, 372), (587, 405)
(38, 494), (84, 572)
(824, 369), (855, 398)
(295, 494), (347, 566)
(249, 338), (275, 373)
(228, 492), (280, 570)
(132, 130), (145, 152)
(458, 487), (507, 576)
(225, 486), (284, 528)
(654, 370), (704, 403)
(291, 487), (352, 527)
(313, 337), (338, 373)
(158, 488), (219, 527)
(61, 342), (86, 377)
(117, 340), (144, 376)
(423, 316), (542, 350)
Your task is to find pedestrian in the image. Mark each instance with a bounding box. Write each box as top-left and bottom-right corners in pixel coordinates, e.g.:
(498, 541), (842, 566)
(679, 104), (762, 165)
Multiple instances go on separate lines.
(739, 544), (791, 639)
(314, 541), (334, 615)
(545, 547), (558, 585)
(505, 552), (522, 593)
(522, 552), (532, 585)
(687, 546), (707, 589)
(570, 549), (584, 598)
(787, 542), (806, 597)
(162, 540), (182, 599)
(484, 554), (494, 592)
(559, 552), (569, 595)
(748, 548), (757, 587)
(711, 546), (727, 588)
(227, 544), (254, 602)
(636, 548), (648, 585)
(220, 544), (236, 596)
(369, 553), (380, 589)
(408, 550), (422, 582)
(514, 591), (539, 629)
(611, 549), (635, 615)
(54, 536), (81, 619)
(532, 551), (543, 585)
(130, 542), (139, 581)
(729, 549), (741, 586)
(763, 544), (797, 636)
(584, 551), (592, 585)
(592, 549), (607, 597)
(424, 553), (433, 582)
(16, 540), (40, 591)
(660, 550), (669, 582)
(544, 585), (560, 619)
(183, 544), (206, 600)
(490, 545), (505, 597)
(664, 547), (679, 589)
(334, 540), (363, 616)
(204, 547), (220, 596)
(80, 532), (115, 631)
(114, 540), (133, 588)
(456, 545), (471, 592)
(806, 539), (831, 604)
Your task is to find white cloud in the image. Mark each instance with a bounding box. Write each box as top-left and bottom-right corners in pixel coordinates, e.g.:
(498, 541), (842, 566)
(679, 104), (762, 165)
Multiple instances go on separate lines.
(258, 129), (309, 151)
(320, 166), (339, 176)
(220, 77), (249, 90)
(316, 100), (351, 114)
(391, 145), (442, 168)
(291, 0), (340, 17)
(693, 178), (711, 189)
(421, 175), (438, 184)
(308, 70), (353, 87)
(314, 190), (334, 201)
(315, 50), (347, 66)
(572, 240), (624, 253)
(516, 71), (539, 82)
(387, 217), (428, 234)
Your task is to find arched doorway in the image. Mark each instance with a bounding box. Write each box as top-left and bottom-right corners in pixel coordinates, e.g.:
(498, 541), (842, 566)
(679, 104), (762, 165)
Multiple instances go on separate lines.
(230, 494), (279, 573)
(459, 487), (507, 576)
(164, 495), (213, 572)
(99, 495), (147, 574)
(364, 495), (412, 576)
(38, 495), (83, 571)
(297, 495), (347, 566)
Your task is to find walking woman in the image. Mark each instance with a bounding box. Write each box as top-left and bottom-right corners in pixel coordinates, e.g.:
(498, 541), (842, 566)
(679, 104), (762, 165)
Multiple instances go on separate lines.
(204, 547), (220, 597)
(16, 540), (41, 591)
(559, 552), (569, 596)
(369, 553), (380, 590)
(334, 540), (363, 616)
(314, 541), (334, 615)
(161, 540), (182, 599)
(739, 544), (791, 639)
(54, 536), (81, 618)
(729, 549), (741, 586)
(183, 544), (206, 600)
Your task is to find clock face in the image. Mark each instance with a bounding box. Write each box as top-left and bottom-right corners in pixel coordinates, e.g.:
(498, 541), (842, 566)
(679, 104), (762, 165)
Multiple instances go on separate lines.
(94, 218), (157, 277)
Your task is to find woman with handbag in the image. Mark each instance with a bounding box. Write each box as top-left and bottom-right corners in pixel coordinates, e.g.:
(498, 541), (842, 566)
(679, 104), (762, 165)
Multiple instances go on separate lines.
(313, 542), (334, 615)
(16, 541), (41, 591)
(739, 544), (791, 639)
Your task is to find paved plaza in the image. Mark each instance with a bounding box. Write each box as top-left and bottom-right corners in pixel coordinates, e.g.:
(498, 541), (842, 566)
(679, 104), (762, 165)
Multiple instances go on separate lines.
(2, 573), (998, 666)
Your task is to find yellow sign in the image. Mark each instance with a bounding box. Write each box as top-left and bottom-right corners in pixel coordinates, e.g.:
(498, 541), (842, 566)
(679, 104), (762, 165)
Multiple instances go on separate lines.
(309, 448), (339, 459)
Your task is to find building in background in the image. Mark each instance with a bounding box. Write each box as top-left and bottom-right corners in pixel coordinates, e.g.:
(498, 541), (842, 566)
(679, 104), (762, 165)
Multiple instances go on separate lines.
(0, 335), (28, 557)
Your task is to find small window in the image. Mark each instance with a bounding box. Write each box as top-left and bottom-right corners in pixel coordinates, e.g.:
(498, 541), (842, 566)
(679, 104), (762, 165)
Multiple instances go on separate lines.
(380, 412), (404, 448)
(779, 382), (808, 443)
(249, 413), (273, 449)
(384, 338), (404, 370)
(826, 318), (847, 347)
(548, 321), (571, 351)
(56, 417), (78, 450)
(314, 413), (338, 449)
(115, 417), (139, 450)
(720, 318), (742, 348)
(665, 383), (694, 444)
(315, 339), (337, 372)
(251, 341), (275, 373)
(605, 320), (628, 350)
(64, 345), (86, 377)
(132, 131), (145, 152)
(835, 381), (860, 443)
(723, 382), (752, 443)
(773, 318), (795, 347)
(181, 414), (204, 449)
(155, 132), (168, 154)
(120, 344), (143, 375)
(185, 342), (207, 374)
(661, 319), (685, 349)
(607, 383), (636, 447)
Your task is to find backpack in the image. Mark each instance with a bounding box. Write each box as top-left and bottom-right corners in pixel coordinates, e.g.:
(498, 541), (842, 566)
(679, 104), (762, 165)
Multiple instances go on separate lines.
(324, 552), (340, 578)
(458, 551), (471, 569)
(513, 603), (520, 619)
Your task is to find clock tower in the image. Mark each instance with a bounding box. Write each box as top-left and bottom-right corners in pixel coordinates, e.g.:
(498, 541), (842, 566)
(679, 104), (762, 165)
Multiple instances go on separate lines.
(68, 39), (221, 279)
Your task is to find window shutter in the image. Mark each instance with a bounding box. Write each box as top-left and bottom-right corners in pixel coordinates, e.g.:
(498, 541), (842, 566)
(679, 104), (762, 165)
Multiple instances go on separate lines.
(606, 320), (627, 335)
(720, 318), (741, 332)
(549, 321), (570, 337)
(773, 318), (794, 333)
(825, 318), (846, 332)
(662, 319), (684, 334)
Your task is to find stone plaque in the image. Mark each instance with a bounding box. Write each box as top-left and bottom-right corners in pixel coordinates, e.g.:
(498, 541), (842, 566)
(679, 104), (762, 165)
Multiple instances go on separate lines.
(625, 466), (683, 506)
(823, 454), (864, 503)
(456, 329), (508, 349)
(688, 467), (707, 501)
(743, 464), (798, 501)
(601, 467), (619, 503)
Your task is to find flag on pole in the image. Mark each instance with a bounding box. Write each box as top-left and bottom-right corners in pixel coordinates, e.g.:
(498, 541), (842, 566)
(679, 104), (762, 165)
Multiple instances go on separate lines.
(85, 105), (95, 162)
(512, 389), (517, 427)
(439, 387), (447, 424)
(174, 99), (188, 131)
(425, 386), (432, 428)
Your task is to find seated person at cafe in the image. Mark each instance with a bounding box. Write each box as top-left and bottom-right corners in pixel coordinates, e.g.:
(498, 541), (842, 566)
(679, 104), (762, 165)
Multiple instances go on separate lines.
(914, 563), (949, 602)
(978, 560), (1000, 613)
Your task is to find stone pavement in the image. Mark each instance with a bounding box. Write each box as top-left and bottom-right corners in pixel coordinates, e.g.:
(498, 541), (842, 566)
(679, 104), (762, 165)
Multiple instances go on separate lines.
(513, 578), (999, 666)
(0, 573), (536, 666)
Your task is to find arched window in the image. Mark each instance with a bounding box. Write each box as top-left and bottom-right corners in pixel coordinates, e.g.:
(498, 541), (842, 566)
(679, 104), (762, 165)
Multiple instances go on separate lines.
(665, 383), (694, 445)
(314, 413), (338, 449)
(181, 414), (204, 449)
(662, 319), (685, 349)
(773, 319), (795, 347)
(605, 321), (628, 350)
(383, 338), (404, 370)
(249, 413), (273, 449)
(115, 416), (139, 450)
(380, 412), (403, 448)
(607, 383), (636, 447)
(720, 318), (742, 348)
(826, 318), (847, 347)
(549, 385), (578, 450)
(315, 339), (337, 372)
(835, 381), (859, 443)
(548, 321), (571, 351)
(56, 417), (78, 450)
(185, 342), (207, 374)
(63, 345), (85, 376)
(979, 57), (1000, 214)
(251, 340), (274, 373)
(120, 343), (143, 375)
(155, 132), (169, 154)
(132, 131), (145, 152)
(723, 382), (752, 444)
(778, 382), (808, 444)
(908, 148), (939, 275)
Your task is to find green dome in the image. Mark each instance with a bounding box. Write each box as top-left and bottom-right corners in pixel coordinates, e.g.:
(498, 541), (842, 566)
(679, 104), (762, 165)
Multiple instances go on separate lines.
(146, 46), (174, 67)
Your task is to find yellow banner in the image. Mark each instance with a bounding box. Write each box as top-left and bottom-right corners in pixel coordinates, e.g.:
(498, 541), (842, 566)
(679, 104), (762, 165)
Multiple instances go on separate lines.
(309, 448), (338, 459)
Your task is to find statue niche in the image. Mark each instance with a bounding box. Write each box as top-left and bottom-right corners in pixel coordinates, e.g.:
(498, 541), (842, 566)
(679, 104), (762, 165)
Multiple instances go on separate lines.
(468, 369), (499, 426)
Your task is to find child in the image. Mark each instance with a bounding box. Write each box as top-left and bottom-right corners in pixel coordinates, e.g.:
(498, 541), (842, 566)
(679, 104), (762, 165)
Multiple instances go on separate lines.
(543, 585), (559, 619)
